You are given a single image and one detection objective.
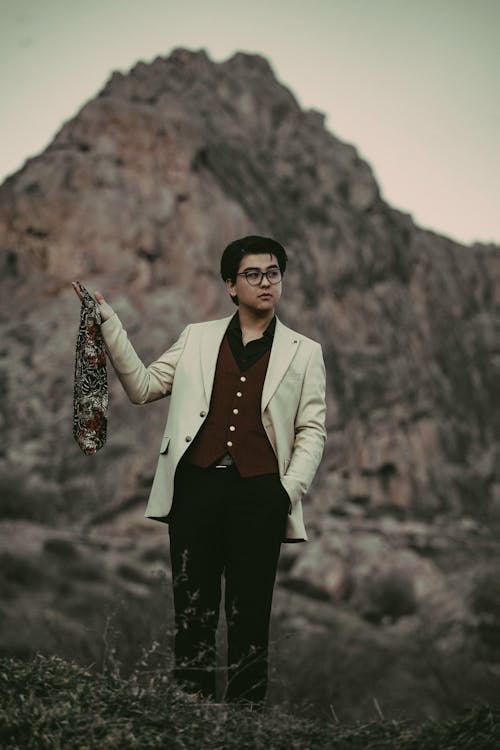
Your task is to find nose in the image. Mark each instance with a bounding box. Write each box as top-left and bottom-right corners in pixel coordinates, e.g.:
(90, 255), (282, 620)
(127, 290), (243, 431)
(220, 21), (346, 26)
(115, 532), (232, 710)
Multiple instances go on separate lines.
(260, 273), (271, 287)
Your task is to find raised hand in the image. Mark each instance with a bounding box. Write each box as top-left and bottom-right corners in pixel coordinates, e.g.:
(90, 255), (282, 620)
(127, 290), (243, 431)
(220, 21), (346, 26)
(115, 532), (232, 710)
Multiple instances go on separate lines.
(72, 282), (115, 322)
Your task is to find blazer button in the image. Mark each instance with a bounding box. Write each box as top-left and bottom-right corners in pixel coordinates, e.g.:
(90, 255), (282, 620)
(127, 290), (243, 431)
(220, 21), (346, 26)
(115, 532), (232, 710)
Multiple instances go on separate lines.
(185, 436), (192, 442)
(200, 411), (206, 417)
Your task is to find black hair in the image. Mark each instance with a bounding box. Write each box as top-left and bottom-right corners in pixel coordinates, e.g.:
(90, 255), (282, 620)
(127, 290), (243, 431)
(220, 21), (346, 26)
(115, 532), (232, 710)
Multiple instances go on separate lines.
(220, 235), (288, 282)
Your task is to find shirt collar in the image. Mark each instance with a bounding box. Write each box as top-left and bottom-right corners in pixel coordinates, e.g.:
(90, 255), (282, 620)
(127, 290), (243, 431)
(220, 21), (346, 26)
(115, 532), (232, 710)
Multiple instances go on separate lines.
(228, 312), (276, 339)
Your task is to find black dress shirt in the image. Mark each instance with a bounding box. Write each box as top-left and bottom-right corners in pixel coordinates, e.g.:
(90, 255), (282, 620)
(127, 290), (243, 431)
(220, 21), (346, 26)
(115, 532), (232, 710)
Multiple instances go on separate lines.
(226, 313), (276, 372)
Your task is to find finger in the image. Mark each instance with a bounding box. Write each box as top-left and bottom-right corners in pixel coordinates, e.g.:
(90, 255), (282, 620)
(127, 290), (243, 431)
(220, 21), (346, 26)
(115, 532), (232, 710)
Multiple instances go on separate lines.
(94, 290), (105, 304)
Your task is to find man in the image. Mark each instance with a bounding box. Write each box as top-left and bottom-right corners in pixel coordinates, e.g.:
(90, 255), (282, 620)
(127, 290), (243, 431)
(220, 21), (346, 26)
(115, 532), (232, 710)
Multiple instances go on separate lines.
(72, 235), (326, 706)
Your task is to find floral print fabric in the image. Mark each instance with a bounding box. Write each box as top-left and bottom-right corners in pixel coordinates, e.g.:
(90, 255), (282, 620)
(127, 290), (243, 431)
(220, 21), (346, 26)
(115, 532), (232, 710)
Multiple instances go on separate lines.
(73, 282), (108, 454)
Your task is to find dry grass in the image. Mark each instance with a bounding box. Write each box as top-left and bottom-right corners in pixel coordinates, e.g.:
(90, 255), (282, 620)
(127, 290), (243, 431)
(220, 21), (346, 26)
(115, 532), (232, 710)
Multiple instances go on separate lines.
(1, 654), (499, 750)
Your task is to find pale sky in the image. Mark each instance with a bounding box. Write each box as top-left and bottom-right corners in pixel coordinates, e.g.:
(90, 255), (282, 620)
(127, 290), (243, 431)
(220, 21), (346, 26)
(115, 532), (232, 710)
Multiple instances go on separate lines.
(1, 0), (499, 246)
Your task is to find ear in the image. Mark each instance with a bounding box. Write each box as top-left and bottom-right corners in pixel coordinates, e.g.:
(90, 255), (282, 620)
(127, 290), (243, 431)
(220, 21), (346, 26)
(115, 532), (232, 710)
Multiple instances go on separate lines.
(225, 277), (237, 300)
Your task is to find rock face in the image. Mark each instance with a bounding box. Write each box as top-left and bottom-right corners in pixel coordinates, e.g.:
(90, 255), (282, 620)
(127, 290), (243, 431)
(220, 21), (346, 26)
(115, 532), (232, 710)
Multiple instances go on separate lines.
(0, 47), (499, 717)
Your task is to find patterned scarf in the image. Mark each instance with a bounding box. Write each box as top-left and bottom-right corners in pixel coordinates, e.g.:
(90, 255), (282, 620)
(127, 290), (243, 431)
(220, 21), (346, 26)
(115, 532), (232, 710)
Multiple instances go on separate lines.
(73, 282), (108, 454)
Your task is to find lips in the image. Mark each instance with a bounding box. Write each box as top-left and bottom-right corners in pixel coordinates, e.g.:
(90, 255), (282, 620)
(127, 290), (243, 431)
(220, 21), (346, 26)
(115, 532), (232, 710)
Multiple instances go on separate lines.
(258, 293), (273, 299)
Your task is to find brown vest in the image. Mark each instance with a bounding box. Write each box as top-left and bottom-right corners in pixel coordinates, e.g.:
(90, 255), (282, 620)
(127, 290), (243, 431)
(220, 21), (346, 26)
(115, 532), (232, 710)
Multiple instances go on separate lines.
(185, 335), (279, 476)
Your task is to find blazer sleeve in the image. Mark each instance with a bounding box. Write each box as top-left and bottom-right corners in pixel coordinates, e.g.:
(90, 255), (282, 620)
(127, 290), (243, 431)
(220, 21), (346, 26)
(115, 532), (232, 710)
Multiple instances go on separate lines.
(100, 313), (190, 405)
(286, 342), (327, 504)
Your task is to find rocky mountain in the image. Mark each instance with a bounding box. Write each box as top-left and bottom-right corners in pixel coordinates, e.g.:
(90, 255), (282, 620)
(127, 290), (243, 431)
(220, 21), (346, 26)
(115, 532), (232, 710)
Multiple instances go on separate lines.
(0, 47), (499, 718)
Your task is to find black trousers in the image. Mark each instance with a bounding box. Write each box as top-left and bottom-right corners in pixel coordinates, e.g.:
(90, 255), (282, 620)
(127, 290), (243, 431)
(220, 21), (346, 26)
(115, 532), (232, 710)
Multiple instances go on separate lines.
(167, 459), (290, 704)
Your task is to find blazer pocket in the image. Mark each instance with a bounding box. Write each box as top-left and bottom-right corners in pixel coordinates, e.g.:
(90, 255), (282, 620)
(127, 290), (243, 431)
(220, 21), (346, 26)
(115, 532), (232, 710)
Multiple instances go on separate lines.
(160, 435), (170, 454)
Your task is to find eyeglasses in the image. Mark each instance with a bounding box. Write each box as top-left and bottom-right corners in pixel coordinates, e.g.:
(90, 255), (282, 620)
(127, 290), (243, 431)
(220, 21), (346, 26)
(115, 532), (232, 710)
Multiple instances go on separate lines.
(236, 268), (282, 286)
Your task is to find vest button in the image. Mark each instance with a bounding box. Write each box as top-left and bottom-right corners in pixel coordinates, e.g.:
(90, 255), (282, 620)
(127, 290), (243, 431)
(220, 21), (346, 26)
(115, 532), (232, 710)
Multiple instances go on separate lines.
(236, 391), (242, 397)
(233, 408), (239, 415)
(185, 436), (192, 442)
(240, 376), (246, 382)
(200, 411), (206, 417)
(229, 425), (236, 431)
(226, 441), (233, 447)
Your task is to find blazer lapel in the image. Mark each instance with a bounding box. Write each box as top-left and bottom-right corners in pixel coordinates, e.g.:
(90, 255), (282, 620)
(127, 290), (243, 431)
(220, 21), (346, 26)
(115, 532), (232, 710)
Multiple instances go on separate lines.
(200, 316), (233, 404)
(261, 317), (300, 412)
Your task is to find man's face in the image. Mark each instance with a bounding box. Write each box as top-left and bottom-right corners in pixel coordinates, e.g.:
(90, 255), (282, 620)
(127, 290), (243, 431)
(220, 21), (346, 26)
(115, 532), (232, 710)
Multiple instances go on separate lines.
(226, 253), (282, 315)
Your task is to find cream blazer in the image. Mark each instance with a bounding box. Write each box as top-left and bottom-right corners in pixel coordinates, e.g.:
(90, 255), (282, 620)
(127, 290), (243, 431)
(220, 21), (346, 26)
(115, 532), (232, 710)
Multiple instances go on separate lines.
(100, 313), (327, 541)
